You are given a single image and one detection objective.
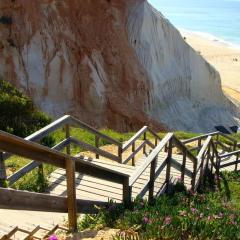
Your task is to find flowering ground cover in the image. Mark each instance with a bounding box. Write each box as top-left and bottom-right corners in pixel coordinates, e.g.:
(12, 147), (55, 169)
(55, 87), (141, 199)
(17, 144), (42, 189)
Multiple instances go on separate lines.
(78, 172), (240, 240)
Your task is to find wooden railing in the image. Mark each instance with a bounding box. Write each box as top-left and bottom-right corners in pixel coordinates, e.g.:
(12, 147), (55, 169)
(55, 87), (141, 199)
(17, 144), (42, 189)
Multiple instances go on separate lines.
(0, 130), (130, 231)
(182, 131), (238, 154)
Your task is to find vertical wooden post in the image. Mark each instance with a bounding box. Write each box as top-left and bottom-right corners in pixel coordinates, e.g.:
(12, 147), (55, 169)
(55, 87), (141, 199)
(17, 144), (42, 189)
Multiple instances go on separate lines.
(164, 143), (168, 153)
(197, 139), (202, 154)
(233, 142), (238, 171)
(199, 155), (204, 185)
(66, 124), (71, 156)
(155, 137), (158, 147)
(123, 177), (132, 206)
(95, 136), (100, 159)
(132, 142), (135, 166)
(204, 146), (211, 186)
(148, 157), (157, 202)
(143, 132), (147, 155)
(216, 134), (219, 151)
(118, 146), (122, 164)
(235, 153), (239, 171)
(181, 148), (187, 183)
(66, 158), (77, 232)
(191, 161), (197, 191)
(0, 152), (7, 187)
(165, 138), (173, 193)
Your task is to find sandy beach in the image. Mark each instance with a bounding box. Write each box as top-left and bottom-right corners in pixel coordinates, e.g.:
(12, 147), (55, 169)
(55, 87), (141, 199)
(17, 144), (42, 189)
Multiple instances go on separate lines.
(180, 30), (240, 101)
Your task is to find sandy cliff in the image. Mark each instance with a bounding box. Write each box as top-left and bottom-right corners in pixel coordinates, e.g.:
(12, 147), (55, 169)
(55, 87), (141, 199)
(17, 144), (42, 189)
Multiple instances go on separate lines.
(0, 0), (239, 132)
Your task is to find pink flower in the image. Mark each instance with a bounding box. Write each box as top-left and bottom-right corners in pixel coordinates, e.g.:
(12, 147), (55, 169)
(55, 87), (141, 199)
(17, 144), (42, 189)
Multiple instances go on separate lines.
(191, 208), (197, 214)
(48, 235), (58, 240)
(164, 216), (172, 225)
(231, 221), (237, 225)
(143, 216), (149, 224)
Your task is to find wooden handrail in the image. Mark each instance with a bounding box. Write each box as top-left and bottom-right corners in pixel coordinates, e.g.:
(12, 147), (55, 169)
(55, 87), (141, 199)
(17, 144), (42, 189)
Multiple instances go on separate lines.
(173, 136), (197, 164)
(122, 126), (148, 151)
(0, 131), (129, 183)
(7, 138), (71, 185)
(182, 132), (218, 144)
(196, 136), (212, 161)
(69, 116), (122, 147)
(129, 133), (173, 186)
(219, 149), (240, 158)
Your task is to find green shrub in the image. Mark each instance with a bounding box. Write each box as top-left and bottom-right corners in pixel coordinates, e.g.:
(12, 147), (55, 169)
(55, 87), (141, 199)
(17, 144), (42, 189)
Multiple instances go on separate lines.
(0, 79), (52, 137)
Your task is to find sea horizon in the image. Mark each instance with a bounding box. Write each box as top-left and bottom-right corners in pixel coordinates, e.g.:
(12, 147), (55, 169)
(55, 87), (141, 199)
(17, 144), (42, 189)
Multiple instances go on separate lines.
(148, 0), (240, 46)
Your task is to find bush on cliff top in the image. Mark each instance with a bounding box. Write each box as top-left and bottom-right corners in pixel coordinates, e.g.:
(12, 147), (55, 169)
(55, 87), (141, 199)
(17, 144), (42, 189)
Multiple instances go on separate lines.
(0, 79), (51, 137)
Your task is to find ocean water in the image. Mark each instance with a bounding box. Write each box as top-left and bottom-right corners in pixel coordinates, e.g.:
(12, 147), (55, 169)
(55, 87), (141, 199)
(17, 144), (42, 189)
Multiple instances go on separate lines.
(148, 0), (240, 46)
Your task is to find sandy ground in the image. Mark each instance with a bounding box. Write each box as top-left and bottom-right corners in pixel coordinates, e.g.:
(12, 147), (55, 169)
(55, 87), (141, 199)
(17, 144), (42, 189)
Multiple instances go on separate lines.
(180, 30), (240, 98)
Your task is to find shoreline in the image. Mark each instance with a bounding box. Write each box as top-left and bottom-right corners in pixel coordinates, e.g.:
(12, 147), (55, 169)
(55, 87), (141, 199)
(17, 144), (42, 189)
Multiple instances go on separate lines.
(179, 29), (240, 95)
(180, 28), (240, 49)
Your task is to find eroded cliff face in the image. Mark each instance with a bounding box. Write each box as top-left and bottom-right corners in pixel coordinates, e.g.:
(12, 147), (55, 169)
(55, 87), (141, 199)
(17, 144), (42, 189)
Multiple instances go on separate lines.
(0, 0), (239, 132)
(127, 1), (240, 132)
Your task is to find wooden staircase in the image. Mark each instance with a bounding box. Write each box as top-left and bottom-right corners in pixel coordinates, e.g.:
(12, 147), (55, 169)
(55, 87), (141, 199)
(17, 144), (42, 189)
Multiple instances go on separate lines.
(0, 115), (239, 235)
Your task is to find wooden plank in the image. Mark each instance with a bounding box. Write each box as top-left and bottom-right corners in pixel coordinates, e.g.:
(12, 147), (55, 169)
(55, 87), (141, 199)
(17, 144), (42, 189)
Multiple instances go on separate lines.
(69, 116), (122, 146)
(129, 133), (173, 186)
(122, 126), (148, 151)
(0, 188), (108, 214)
(70, 137), (120, 162)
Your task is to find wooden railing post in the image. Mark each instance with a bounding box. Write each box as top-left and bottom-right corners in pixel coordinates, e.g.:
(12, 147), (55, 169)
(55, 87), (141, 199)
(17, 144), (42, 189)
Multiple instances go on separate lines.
(191, 161), (197, 191)
(165, 138), (173, 193)
(197, 139), (202, 154)
(0, 152), (7, 187)
(215, 134), (219, 151)
(95, 136), (100, 159)
(181, 148), (187, 183)
(148, 157), (157, 202)
(132, 142), (135, 166)
(143, 132), (147, 155)
(118, 146), (123, 164)
(66, 158), (77, 232)
(66, 124), (71, 156)
(155, 137), (158, 147)
(123, 177), (132, 206)
(235, 153), (239, 171)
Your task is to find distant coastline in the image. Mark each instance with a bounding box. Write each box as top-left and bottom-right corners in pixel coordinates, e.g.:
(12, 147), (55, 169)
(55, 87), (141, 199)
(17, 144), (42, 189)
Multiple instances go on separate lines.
(180, 28), (240, 49)
(179, 28), (240, 101)
(149, 0), (240, 46)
